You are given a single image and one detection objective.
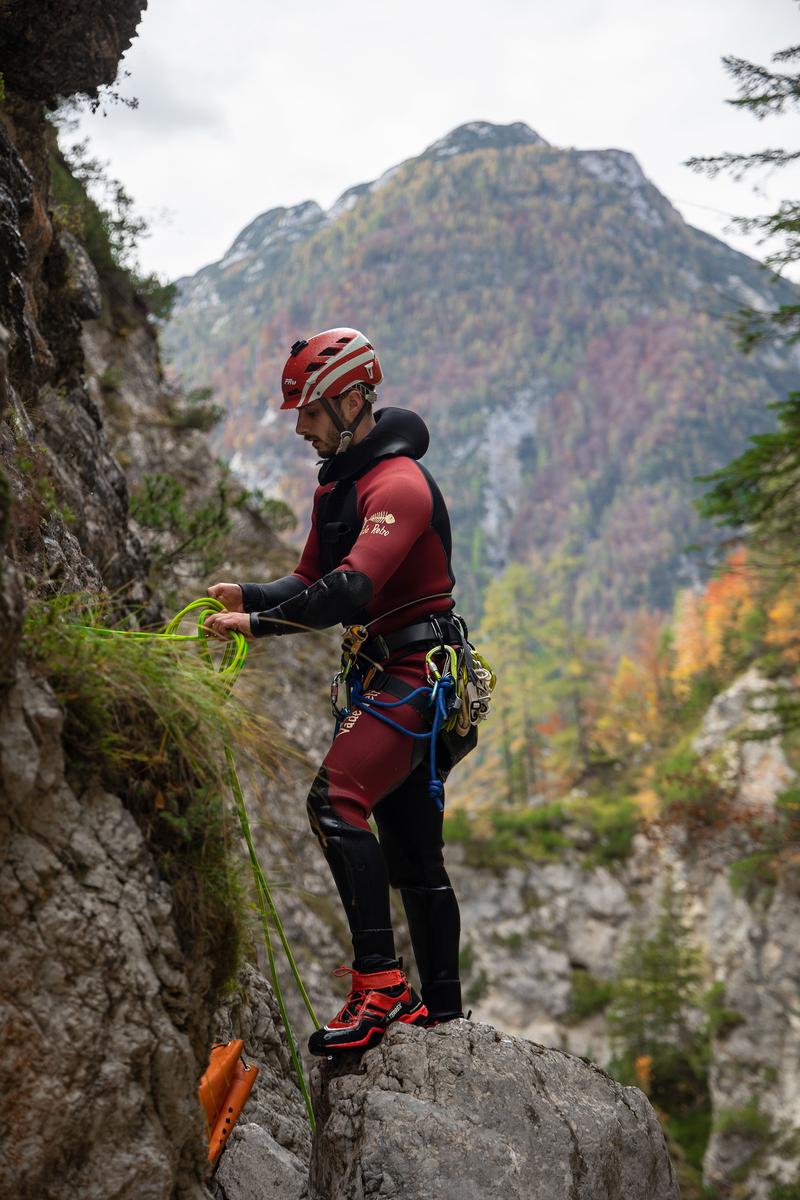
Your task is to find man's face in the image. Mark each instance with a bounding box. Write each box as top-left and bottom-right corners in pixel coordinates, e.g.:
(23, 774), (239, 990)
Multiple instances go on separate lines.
(294, 390), (362, 458)
(294, 398), (341, 458)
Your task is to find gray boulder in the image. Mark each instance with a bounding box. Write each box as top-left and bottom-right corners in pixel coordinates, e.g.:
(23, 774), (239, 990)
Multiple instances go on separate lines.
(208, 964), (311, 1200)
(309, 1021), (679, 1200)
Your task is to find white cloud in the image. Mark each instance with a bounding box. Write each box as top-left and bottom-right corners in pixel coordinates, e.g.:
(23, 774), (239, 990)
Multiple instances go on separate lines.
(74, 0), (800, 281)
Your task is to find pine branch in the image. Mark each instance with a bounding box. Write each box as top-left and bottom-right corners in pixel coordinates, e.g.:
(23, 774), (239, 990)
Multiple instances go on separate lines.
(686, 149), (800, 180)
(772, 44), (800, 64)
(722, 53), (800, 118)
(733, 303), (800, 350)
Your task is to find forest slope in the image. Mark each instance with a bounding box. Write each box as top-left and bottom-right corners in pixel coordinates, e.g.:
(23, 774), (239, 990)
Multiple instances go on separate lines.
(164, 120), (798, 631)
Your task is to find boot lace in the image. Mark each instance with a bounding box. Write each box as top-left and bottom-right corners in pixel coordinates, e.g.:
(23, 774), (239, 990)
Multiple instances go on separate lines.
(331, 966), (367, 1023)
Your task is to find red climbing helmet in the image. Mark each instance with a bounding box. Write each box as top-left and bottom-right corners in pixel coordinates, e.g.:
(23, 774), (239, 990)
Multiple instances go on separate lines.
(280, 328), (383, 410)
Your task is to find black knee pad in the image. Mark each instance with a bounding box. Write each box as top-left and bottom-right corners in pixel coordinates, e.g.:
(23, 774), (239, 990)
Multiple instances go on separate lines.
(307, 768), (370, 849)
(306, 769), (393, 947)
(384, 850), (450, 892)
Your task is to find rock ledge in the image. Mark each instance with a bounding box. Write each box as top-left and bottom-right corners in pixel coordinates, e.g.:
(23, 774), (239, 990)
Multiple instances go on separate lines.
(310, 1021), (679, 1200)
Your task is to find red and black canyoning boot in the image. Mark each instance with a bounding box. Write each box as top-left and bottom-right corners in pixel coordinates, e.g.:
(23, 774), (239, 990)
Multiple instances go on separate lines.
(308, 964), (428, 1056)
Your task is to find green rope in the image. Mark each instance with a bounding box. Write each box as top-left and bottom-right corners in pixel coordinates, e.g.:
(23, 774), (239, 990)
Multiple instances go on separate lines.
(74, 597), (317, 1129)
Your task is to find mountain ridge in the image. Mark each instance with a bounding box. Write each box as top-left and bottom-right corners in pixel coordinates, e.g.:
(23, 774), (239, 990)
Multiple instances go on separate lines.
(180, 120), (552, 286)
(164, 119), (798, 631)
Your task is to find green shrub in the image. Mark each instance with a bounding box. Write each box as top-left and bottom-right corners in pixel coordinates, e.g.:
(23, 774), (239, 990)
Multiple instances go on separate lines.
(776, 783), (800, 841)
(654, 742), (734, 833)
(665, 1110), (714, 1175)
(565, 968), (613, 1023)
(702, 981), (745, 1039)
(728, 851), (779, 901)
(443, 801), (569, 868)
(21, 597), (287, 992)
(444, 807), (473, 843)
(769, 1185), (800, 1200)
(245, 487), (298, 533)
(130, 472), (233, 574)
(569, 791), (640, 866)
(458, 941), (476, 974)
(494, 930), (524, 951)
(714, 1101), (773, 1142)
(465, 969), (489, 1006)
(49, 137), (175, 320)
(167, 386), (225, 432)
(489, 803), (570, 860)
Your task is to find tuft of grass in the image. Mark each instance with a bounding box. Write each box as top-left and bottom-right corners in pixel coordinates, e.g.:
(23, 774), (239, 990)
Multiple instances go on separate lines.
(21, 596), (289, 994)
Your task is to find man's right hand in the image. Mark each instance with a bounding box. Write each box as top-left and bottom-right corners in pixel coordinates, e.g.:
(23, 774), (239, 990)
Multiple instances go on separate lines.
(207, 582), (244, 612)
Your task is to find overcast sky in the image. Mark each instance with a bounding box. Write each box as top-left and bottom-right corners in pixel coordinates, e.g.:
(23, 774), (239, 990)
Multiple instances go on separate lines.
(72, 0), (799, 283)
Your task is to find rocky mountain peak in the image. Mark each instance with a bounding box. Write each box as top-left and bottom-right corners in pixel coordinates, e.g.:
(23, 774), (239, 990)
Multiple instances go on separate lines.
(220, 199), (327, 269)
(423, 119), (550, 160)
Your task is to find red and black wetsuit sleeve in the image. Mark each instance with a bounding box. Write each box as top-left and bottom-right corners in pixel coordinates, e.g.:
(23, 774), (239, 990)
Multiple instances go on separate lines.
(238, 496), (322, 615)
(249, 458), (453, 637)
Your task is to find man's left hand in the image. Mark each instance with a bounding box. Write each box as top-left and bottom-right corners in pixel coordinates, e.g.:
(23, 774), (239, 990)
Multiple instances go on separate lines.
(204, 610), (253, 640)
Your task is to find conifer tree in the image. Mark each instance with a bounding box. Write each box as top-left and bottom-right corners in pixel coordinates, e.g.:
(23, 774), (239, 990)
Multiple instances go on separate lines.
(688, 31), (800, 559)
(608, 876), (706, 1107)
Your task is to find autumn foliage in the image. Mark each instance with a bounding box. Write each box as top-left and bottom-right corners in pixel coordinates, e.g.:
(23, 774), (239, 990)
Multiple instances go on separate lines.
(450, 546), (799, 815)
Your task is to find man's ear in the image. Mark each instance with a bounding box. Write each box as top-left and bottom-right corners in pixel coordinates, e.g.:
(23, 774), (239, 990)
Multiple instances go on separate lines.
(342, 388), (362, 421)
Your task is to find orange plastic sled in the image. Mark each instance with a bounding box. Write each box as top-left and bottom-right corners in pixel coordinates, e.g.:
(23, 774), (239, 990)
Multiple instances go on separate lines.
(199, 1040), (260, 1164)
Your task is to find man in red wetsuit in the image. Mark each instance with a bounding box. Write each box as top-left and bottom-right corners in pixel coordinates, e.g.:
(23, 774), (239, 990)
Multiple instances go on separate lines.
(206, 327), (471, 1055)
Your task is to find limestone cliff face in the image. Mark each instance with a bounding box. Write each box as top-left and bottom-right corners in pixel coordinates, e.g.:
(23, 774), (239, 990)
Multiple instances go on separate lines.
(1, 670), (212, 1199)
(452, 669), (799, 1198)
(0, 5), (212, 1194)
(0, 0), (148, 102)
(0, 6), (306, 1197)
(0, 5), (150, 668)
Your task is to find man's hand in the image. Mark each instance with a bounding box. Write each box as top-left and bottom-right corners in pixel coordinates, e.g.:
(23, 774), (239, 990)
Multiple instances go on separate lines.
(207, 582), (244, 612)
(203, 610), (253, 640)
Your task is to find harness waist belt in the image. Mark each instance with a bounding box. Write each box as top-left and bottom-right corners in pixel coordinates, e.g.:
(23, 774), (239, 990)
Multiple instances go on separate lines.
(356, 615), (460, 666)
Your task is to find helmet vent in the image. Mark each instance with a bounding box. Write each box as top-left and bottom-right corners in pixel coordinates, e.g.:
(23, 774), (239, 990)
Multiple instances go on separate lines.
(336, 336), (352, 344)
(305, 362), (326, 372)
(319, 347), (341, 357)
(286, 387), (301, 397)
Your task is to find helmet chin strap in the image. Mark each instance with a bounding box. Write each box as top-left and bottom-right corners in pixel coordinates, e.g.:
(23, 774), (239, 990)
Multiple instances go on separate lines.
(320, 393), (371, 455)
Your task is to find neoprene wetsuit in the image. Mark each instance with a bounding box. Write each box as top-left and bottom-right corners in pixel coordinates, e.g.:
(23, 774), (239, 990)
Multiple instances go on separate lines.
(239, 407), (465, 1020)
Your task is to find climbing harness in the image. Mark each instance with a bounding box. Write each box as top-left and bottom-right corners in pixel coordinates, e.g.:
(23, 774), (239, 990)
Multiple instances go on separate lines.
(73, 598), (318, 1139)
(330, 600), (496, 811)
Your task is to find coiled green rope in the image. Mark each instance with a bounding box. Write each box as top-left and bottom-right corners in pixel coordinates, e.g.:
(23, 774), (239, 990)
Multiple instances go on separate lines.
(76, 597), (317, 1130)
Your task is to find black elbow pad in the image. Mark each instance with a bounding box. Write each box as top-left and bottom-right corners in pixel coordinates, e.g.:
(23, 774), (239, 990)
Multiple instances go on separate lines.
(239, 576), (308, 613)
(251, 570), (373, 636)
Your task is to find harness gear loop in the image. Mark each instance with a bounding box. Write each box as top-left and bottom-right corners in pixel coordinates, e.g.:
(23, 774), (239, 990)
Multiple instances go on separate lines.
(342, 623), (369, 659)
